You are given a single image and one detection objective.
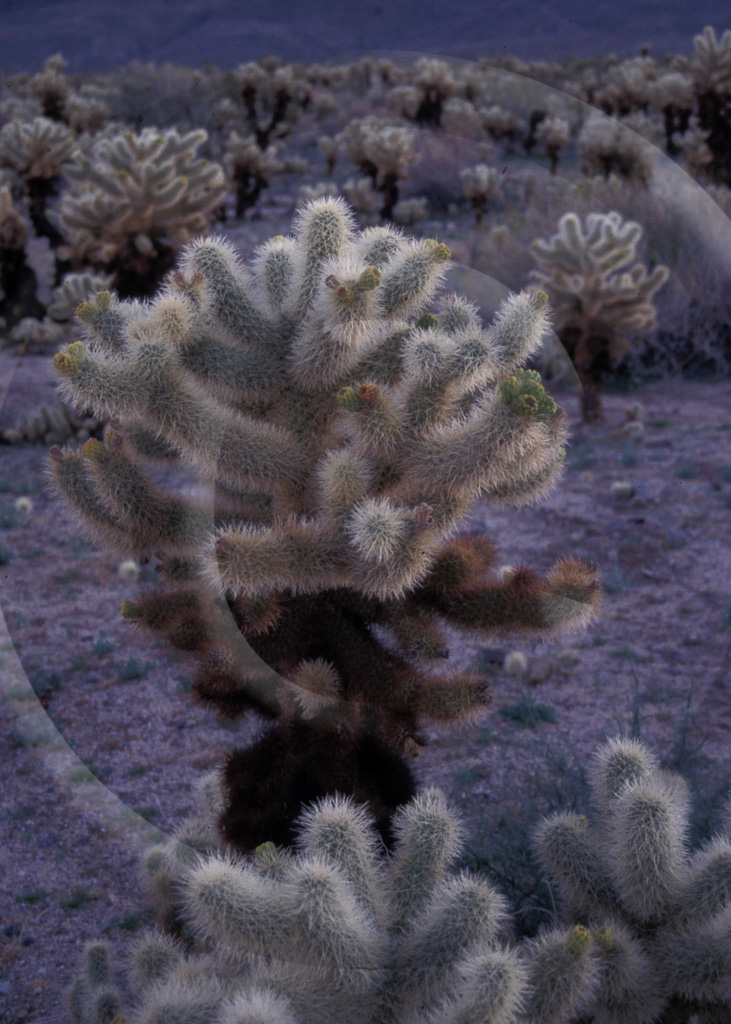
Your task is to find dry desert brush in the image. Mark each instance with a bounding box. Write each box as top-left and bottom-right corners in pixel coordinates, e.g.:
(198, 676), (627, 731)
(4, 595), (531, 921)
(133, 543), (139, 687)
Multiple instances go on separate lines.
(49, 197), (600, 852)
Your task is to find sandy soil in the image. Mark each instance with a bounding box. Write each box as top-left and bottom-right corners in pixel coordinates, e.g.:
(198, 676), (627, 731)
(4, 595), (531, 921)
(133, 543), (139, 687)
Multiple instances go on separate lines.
(1, 370), (730, 1022)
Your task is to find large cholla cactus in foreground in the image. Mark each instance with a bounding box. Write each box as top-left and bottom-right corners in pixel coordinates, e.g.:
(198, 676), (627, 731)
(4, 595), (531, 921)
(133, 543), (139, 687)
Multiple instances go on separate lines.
(69, 783), (605, 1024)
(530, 211), (668, 422)
(535, 736), (731, 1022)
(50, 198), (600, 850)
(51, 127), (227, 297)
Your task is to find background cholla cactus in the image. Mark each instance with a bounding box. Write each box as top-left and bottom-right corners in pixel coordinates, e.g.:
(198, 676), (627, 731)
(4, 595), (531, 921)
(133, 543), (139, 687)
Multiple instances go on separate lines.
(233, 60), (310, 150)
(647, 72), (693, 155)
(68, 784), (605, 1024)
(535, 117), (571, 174)
(0, 116), (77, 246)
(46, 271), (115, 323)
(223, 130), (282, 218)
(594, 56), (656, 117)
(577, 115), (656, 185)
(0, 184), (45, 329)
(534, 735), (731, 1022)
(407, 57), (458, 127)
(460, 164), (504, 225)
(49, 197), (600, 852)
(337, 117), (420, 220)
(51, 126), (227, 297)
(689, 26), (731, 186)
(28, 53), (71, 122)
(530, 211), (668, 422)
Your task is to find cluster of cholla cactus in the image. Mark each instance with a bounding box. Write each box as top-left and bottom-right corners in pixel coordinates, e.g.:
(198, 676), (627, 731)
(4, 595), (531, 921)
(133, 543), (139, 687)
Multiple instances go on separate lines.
(0, 184), (45, 329)
(577, 115), (655, 185)
(460, 164), (504, 225)
(535, 117), (571, 174)
(233, 60), (311, 150)
(535, 736), (731, 1022)
(337, 118), (420, 220)
(689, 26), (731, 186)
(68, 780), (612, 1024)
(387, 58), (458, 127)
(0, 115), (77, 248)
(530, 211), (668, 422)
(223, 130), (282, 218)
(51, 126), (227, 297)
(50, 197), (600, 851)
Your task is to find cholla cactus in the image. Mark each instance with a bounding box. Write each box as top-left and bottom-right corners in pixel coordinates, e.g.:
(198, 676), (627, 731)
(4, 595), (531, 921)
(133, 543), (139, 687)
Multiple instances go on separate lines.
(223, 130), (282, 218)
(29, 53), (71, 122)
(648, 72), (693, 155)
(535, 118), (570, 174)
(577, 115), (655, 184)
(460, 164), (503, 225)
(482, 105), (523, 149)
(318, 134), (339, 175)
(689, 27), (731, 185)
(534, 735), (731, 1021)
(0, 185), (45, 329)
(337, 118), (420, 219)
(530, 211), (668, 421)
(50, 198), (600, 850)
(391, 197), (429, 227)
(68, 786), (602, 1024)
(234, 61), (310, 150)
(0, 116), (77, 245)
(407, 58), (458, 127)
(47, 271), (114, 322)
(52, 127), (227, 297)
(595, 57), (656, 117)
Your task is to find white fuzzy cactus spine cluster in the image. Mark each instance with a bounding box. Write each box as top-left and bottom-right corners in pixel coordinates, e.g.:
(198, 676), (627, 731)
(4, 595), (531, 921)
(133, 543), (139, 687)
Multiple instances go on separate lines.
(68, 785), (605, 1024)
(534, 736), (731, 1020)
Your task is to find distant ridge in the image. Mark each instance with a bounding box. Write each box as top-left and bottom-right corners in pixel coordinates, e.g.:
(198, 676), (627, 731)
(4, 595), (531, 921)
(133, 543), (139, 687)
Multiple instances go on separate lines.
(0, 0), (729, 74)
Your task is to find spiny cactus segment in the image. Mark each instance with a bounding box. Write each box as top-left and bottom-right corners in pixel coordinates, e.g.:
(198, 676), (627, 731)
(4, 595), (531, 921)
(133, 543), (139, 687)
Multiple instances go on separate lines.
(534, 735), (731, 1021)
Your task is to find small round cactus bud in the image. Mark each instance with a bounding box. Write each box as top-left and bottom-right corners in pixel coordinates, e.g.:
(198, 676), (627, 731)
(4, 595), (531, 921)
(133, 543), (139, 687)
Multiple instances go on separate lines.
(503, 651), (528, 676)
(255, 841), (278, 861)
(357, 382), (379, 406)
(120, 600), (140, 619)
(357, 265), (381, 290)
(337, 386), (363, 411)
(593, 926), (614, 952)
(566, 924), (592, 955)
(427, 239), (451, 262)
(416, 312), (439, 329)
(94, 291), (112, 310)
(75, 301), (95, 324)
(53, 341), (86, 377)
(48, 445), (64, 463)
(324, 274), (341, 289)
(532, 289), (549, 307)
(82, 438), (108, 462)
(335, 283), (353, 303)
(118, 559), (140, 583)
(611, 480), (635, 500)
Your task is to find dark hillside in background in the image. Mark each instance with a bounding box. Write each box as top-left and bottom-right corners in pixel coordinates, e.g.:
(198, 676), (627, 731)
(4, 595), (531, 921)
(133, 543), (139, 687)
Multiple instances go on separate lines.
(0, 0), (729, 73)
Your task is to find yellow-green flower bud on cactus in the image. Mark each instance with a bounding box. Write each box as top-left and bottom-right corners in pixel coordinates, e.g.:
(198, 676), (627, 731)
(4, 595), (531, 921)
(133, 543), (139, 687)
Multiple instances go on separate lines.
(500, 369), (557, 420)
(357, 265), (381, 291)
(336, 385), (363, 410)
(53, 341), (86, 377)
(120, 600), (140, 619)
